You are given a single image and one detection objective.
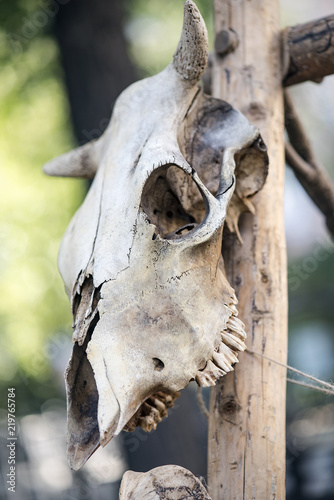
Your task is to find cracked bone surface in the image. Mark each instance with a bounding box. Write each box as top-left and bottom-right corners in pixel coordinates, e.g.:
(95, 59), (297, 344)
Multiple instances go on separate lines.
(119, 465), (212, 500)
(44, 0), (268, 470)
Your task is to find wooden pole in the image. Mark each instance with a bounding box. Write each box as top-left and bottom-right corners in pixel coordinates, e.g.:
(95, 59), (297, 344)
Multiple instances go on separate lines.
(208, 1), (287, 499)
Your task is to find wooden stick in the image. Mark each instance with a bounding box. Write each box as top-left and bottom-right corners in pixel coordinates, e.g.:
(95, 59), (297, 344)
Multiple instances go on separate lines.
(284, 90), (334, 236)
(208, 1), (287, 498)
(282, 14), (334, 87)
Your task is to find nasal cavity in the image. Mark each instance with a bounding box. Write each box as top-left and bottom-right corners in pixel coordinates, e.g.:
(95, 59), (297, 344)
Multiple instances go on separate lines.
(140, 164), (205, 240)
(153, 358), (165, 372)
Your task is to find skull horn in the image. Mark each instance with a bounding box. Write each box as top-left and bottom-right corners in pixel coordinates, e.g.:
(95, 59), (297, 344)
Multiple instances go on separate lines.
(43, 138), (101, 179)
(173, 0), (209, 82)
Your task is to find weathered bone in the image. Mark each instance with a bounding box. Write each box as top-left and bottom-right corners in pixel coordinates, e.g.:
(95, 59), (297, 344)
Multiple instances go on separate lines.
(43, 139), (101, 178)
(173, 0), (209, 81)
(119, 465), (212, 499)
(44, 0), (268, 470)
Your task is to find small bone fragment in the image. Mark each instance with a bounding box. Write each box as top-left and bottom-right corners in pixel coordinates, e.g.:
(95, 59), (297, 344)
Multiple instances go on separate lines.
(119, 465), (211, 500)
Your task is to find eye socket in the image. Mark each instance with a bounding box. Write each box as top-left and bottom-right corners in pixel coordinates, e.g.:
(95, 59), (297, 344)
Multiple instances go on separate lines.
(152, 358), (165, 372)
(140, 164), (205, 239)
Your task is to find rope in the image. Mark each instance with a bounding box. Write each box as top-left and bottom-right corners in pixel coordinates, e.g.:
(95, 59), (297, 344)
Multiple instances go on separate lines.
(248, 349), (334, 395)
(286, 378), (334, 396)
(196, 349), (334, 419)
(196, 385), (210, 419)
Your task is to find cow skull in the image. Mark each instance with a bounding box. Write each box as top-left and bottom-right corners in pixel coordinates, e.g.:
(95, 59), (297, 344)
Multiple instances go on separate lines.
(44, 0), (268, 470)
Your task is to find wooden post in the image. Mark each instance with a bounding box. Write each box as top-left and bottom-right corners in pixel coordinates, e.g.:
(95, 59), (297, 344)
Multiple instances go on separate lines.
(208, 1), (287, 499)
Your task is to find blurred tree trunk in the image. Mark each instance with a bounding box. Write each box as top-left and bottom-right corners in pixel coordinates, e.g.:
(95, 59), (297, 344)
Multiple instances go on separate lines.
(54, 0), (137, 144)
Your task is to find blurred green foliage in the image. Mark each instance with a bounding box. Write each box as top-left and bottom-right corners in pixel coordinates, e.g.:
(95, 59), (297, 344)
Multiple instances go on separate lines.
(0, 0), (86, 409)
(124, 0), (213, 76)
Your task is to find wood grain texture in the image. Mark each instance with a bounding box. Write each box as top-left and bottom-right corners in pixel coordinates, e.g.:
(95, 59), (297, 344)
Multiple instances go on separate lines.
(283, 14), (334, 87)
(208, 1), (287, 499)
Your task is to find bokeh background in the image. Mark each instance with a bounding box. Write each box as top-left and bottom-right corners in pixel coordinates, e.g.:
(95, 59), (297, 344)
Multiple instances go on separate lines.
(0, 1), (333, 498)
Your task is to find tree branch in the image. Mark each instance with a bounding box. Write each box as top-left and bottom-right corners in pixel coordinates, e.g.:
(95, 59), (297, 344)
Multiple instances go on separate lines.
(284, 90), (334, 236)
(282, 14), (334, 87)
(285, 142), (314, 178)
(284, 90), (317, 164)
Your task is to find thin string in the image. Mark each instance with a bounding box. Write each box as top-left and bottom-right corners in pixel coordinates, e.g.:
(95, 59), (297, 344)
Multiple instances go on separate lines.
(286, 378), (334, 396)
(196, 350), (334, 419)
(247, 350), (334, 395)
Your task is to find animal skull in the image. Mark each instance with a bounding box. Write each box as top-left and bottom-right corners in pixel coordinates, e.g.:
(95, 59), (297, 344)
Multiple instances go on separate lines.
(44, 1), (268, 471)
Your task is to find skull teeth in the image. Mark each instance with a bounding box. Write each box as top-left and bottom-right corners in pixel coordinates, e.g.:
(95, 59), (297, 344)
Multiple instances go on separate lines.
(196, 373), (214, 387)
(225, 304), (238, 316)
(230, 295), (238, 306)
(196, 360), (225, 387)
(129, 391), (179, 433)
(207, 359), (226, 379)
(194, 305), (246, 388)
(148, 396), (167, 416)
(139, 402), (163, 431)
(155, 391), (177, 408)
(212, 350), (233, 373)
(196, 370), (217, 387)
(143, 401), (161, 417)
(218, 341), (239, 365)
(221, 332), (247, 352)
(138, 415), (159, 432)
(226, 316), (246, 340)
